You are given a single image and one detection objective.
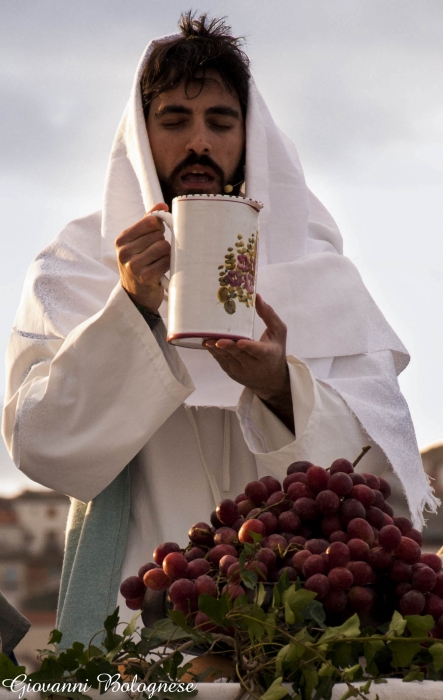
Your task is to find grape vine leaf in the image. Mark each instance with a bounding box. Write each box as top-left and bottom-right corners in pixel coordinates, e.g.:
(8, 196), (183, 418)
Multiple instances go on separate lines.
(48, 629), (63, 645)
(0, 654), (27, 683)
(405, 614), (434, 638)
(403, 669), (425, 682)
(429, 642), (443, 672)
(260, 677), (290, 700)
(363, 639), (384, 668)
(123, 610), (142, 637)
(389, 639), (421, 667)
(318, 614), (360, 644)
(388, 610), (407, 637)
(197, 592), (230, 627)
(275, 643), (299, 675)
(302, 665), (318, 700)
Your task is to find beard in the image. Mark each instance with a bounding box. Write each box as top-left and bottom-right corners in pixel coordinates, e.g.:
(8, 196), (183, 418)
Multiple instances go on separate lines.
(158, 152), (245, 208)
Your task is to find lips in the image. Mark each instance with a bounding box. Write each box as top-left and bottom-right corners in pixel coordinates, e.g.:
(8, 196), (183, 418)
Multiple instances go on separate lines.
(180, 167), (216, 185)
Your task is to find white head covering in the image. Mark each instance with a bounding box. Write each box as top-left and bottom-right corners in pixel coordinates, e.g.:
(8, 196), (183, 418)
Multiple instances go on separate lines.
(100, 36), (407, 406)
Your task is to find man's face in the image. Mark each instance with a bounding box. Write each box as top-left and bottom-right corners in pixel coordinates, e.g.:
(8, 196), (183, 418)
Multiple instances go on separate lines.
(146, 70), (245, 204)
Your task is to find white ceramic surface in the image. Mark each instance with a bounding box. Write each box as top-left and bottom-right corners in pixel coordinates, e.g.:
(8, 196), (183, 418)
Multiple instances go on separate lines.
(153, 195), (263, 349)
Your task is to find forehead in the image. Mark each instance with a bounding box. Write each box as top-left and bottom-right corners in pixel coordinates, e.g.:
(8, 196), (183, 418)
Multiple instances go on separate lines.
(151, 71), (242, 113)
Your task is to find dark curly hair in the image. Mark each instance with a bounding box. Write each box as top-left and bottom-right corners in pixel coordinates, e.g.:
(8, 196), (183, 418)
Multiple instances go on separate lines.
(140, 12), (250, 119)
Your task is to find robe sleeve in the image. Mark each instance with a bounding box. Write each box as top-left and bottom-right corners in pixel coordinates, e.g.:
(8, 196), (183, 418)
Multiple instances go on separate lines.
(236, 354), (391, 479)
(2, 283), (195, 503)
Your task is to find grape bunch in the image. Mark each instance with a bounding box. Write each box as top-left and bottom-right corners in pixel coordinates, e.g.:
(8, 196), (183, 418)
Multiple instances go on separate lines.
(120, 457), (443, 637)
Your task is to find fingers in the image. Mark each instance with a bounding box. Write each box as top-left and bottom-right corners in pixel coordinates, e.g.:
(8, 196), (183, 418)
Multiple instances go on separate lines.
(116, 203), (168, 247)
(255, 294), (287, 340)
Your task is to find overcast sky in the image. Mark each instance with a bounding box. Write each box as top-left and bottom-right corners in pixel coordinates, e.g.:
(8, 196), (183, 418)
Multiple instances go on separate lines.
(1, 0), (443, 495)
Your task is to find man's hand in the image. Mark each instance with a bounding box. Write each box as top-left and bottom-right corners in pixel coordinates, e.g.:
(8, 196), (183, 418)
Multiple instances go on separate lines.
(116, 202), (170, 313)
(204, 295), (295, 433)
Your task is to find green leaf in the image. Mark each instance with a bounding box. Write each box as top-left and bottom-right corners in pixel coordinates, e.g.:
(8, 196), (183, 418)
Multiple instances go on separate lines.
(123, 610), (142, 637)
(359, 679), (372, 695)
(104, 606), (119, 631)
(245, 605), (266, 642)
(314, 677), (335, 700)
(339, 688), (358, 700)
(265, 610), (278, 643)
(283, 586), (317, 625)
(302, 666), (318, 700)
(168, 609), (195, 635)
(389, 639), (421, 667)
(429, 642), (443, 672)
(318, 614), (360, 644)
(403, 669), (425, 682)
(405, 614), (434, 638)
(0, 654), (27, 683)
(48, 628), (63, 645)
(240, 568), (258, 589)
(363, 639), (385, 667)
(342, 664), (362, 682)
(197, 593), (229, 627)
(275, 643), (301, 675)
(388, 610), (407, 637)
(256, 582), (267, 607)
(318, 663), (334, 678)
(303, 600), (326, 628)
(261, 677), (290, 700)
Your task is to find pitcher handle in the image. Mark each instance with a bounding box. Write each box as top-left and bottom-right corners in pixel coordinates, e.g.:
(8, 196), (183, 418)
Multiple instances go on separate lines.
(150, 210), (174, 290)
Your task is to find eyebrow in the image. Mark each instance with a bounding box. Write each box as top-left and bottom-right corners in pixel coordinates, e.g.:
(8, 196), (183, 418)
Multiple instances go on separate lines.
(154, 105), (240, 119)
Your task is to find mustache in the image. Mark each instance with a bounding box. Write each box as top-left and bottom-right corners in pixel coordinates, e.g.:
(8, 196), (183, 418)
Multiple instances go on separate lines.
(168, 153), (225, 183)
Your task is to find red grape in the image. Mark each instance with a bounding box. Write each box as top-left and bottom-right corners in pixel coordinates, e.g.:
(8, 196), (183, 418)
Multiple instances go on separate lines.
(378, 477), (392, 499)
(346, 561), (372, 586)
(246, 560), (268, 580)
(304, 573), (330, 599)
(143, 568), (172, 590)
(316, 489), (340, 515)
(330, 458), (354, 475)
(195, 575), (218, 598)
(188, 558), (211, 579)
(287, 461), (313, 474)
(266, 491), (291, 515)
(347, 538), (370, 561)
(328, 472), (353, 496)
(329, 531), (349, 544)
(326, 542), (350, 568)
(216, 499), (239, 526)
(322, 589), (347, 612)
(347, 586), (374, 612)
(380, 501), (394, 517)
(258, 511), (278, 535)
(137, 562), (158, 580)
(188, 523), (213, 547)
(169, 578), (195, 605)
(395, 582), (412, 598)
(399, 590), (426, 615)
(126, 596), (144, 610)
(433, 573), (443, 596)
(305, 538), (329, 554)
(194, 611), (218, 632)
(227, 562), (241, 582)
(209, 544), (237, 566)
(120, 576), (145, 600)
(367, 547), (392, 571)
(383, 514), (394, 527)
(378, 525), (402, 551)
(163, 552), (188, 580)
(257, 547), (277, 571)
(292, 549), (312, 574)
(420, 553), (443, 574)
(237, 499), (256, 517)
(214, 527), (238, 546)
(349, 473), (366, 486)
(276, 566), (298, 581)
(210, 510), (224, 528)
(393, 516), (412, 534)
(245, 480), (268, 506)
(372, 490), (385, 509)
(328, 567), (354, 590)
(287, 481), (314, 501)
(361, 473), (380, 490)
(390, 560), (413, 582)
(283, 472), (308, 492)
(340, 499), (366, 525)
(350, 484), (375, 508)
(265, 534), (288, 554)
(293, 497), (320, 521)
(219, 555), (238, 576)
(321, 515), (343, 538)
(366, 507), (385, 530)
(394, 537), (421, 564)
(235, 493), (246, 504)
(278, 510), (301, 533)
(259, 475), (282, 496)
(184, 547), (206, 562)
(405, 528), (423, 547)
(153, 542), (181, 565)
(425, 594), (443, 620)
(412, 566), (437, 593)
(346, 518), (374, 546)
(306, 465), (329, 494)
(238, 518), (266, 544)
(303, 554), (326, 578)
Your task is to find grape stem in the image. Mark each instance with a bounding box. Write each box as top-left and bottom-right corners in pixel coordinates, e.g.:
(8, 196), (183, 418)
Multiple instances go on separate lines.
(353, 446), (372, 468)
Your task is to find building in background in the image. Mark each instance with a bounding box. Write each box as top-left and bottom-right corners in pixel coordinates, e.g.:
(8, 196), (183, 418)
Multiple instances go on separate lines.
(0, 490), (69, 668)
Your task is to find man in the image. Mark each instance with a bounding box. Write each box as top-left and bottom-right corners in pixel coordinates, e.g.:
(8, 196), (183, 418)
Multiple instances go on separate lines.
(1, 13), (437, 646)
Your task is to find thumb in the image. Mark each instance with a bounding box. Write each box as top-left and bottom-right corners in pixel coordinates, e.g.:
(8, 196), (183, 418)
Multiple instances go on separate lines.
(255, 294), (287, 340)
(147, 202), (169, 214)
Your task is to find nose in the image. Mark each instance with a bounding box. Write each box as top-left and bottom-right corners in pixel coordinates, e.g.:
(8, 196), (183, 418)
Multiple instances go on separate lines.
(185, 120), (211, 155)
